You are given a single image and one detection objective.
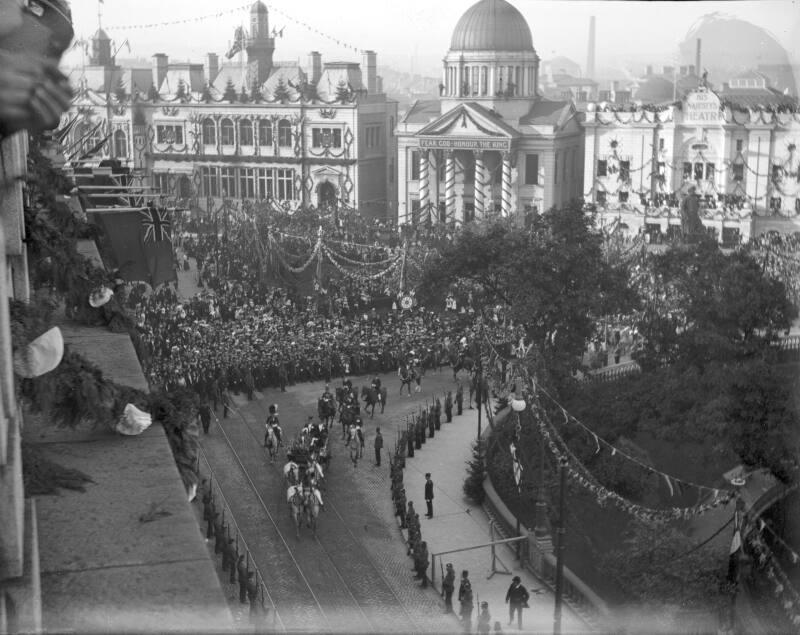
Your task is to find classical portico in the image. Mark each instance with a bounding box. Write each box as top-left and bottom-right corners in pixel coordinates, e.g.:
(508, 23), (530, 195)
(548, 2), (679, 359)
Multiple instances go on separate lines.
(395, 0), (583, 227)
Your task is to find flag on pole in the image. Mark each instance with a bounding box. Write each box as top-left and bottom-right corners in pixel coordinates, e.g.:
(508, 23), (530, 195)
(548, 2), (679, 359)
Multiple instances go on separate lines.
(510, 441), (522, 491)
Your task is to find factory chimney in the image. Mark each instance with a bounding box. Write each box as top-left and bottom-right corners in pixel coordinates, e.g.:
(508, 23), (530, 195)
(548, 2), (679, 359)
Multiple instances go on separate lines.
(695, 38), (702, 78)
(586, 16), (596, 80)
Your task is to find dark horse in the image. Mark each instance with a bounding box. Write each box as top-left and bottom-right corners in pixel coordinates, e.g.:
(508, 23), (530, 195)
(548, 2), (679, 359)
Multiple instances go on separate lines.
(339, 402), (359, 439)
(361, 385), (388, 417)
(317, 397), (336, 428)
(450, 351), (476, 381)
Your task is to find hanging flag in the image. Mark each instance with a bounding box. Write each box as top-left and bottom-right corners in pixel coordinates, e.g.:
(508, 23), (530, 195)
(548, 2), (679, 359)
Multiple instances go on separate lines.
(91, 207), (176, 288)
(140, 205), (172, 243)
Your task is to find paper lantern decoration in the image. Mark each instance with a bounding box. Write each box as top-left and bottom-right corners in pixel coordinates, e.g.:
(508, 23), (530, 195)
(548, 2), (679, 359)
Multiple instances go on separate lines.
(89, 286), (114, 308)
(114, 403), (152, 436)
(13, 327), (64, 378)
(511, 399), (527, 412)
(400, 295), (413, 310)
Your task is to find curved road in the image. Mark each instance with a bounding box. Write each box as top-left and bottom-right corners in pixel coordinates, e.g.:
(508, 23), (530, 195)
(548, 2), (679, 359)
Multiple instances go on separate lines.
(201, 370), (462, 634)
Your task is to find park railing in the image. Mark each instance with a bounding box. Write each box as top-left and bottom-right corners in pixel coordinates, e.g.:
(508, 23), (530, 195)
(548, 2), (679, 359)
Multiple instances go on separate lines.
(196, 449), (283, 633)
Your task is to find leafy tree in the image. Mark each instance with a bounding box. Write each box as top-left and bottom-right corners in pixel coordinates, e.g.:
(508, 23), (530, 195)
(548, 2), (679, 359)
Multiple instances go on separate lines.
(238, 85), (249, 103)
(222, 77), (237, 103)
(420, 206), (636, 379)
(113, 77), (127, 102)
(273, 78), (290, 103)
(634, 238), (796, 370)
(147, 83), (160, 102)
(201, 82), (213, 103)
(463, 439), (486, 504)
(335, 79), (351, 104)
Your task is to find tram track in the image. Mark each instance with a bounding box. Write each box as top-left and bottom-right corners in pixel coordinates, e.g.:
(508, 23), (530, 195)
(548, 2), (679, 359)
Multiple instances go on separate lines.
(208, 388), (432, 634)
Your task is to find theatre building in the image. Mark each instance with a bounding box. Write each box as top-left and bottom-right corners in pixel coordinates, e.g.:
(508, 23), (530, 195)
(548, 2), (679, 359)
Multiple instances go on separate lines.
(396, 0), (584, 226)
(583, 80), (800, 244)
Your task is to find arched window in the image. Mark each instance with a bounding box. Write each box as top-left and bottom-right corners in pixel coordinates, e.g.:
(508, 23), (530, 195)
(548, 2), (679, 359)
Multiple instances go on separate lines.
(220, 118), (234, 145)
(239, 119), (253, 145)
(258, 120), (273, 146)
(480, 66), (488, 96)
(278, 119), (292, 147)
(202, 118), (216, 145)
(113, 130), (127, 157)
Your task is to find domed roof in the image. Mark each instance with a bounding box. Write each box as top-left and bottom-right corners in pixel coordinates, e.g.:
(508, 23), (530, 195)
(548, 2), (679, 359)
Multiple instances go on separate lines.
(94, 28), (110, 41)
(250, 1), (268, 14)
(450, 0), (534, 52)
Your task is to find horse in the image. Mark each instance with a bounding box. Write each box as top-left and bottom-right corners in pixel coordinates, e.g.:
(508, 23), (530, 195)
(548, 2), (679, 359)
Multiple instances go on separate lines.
(345, 425), (363, 468)
(307, 456), (325, 488)
(264, 425), (282, 463)
(339, 404), (358, 439)
(303, 486), (321, 533)
(468, 371), (490, 409)
(361, 385), (388, 417)
(451, 353), (475, 380)
(283, 461), (301, 486)
(317, 396), (336, 428)
(287, 485), (304, 538)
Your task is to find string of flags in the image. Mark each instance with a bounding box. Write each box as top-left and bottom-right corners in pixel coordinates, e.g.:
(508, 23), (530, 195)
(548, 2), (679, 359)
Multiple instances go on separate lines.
(106, 2), (369, 54)
(745, 525), (800, 627)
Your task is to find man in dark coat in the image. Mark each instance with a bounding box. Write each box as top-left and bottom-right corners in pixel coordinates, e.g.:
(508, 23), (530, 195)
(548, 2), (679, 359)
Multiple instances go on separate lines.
(237, 555), (248, 604)
(424, 473), (434, 518)
(459, 570), (474, 631)
(456, 383), (464, 415)
(445, 391), (453, 422)
(442, 562), (456, 613)
(199, 401), (211, 434)
(505, 575), (530, 630)
(374, 427), (383, 466)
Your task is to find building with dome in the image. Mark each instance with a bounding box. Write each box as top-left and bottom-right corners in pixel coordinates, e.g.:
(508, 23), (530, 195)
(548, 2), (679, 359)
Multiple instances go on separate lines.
(63, 1), (398, 218)
(396, 0), (584, 225)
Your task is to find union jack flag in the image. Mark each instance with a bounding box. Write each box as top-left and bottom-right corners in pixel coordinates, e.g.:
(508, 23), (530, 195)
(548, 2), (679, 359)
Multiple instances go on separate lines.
(140, 206), (171, 243)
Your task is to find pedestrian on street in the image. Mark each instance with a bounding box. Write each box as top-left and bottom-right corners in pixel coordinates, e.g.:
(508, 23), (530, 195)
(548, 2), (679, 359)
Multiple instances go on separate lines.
(224, 539), (237, 583)
(505, 575), (529, 630)
(246, 571), (259, 620)
(237, 555), (248, 604)
(458, 570), (474, 631)
(424, 473), (434, 518)
(199, 401), (211, 434)
(456, 383), (464, 415)
(442, 562), (455, 613)
(374, 427), (383, 466)
(477, 601), (491, 635)
(445, 391), (453, 423)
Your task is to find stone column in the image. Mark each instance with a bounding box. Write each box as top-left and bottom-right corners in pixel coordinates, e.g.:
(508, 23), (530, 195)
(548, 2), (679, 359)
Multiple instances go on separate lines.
(473, 150), (485, 218)
(429, 150), (440, 224)
(502, 151), (513, 216)
(445, 150), (456, 223)
(418, 149), (430, 222)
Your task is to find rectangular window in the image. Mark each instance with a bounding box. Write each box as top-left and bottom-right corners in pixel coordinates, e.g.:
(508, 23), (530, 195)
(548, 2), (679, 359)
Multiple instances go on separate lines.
(693, 162), (704, 181)
(733, 164), (744, 182)
(619, 160), (630, 182)
(256, 168), (272, 199)
(154, 173), (169, 195)
(220, 167), (236, 198)
(389, 159), (394, 184)
(596, 190), (606, 205)
(706, 163), (716, 182)
(796, 198), (800, 214)
(156, 124), (183, 145)
(618, 191), (629, 203)
(597, 159), (607, 177)
(772, 164), (783, 180)
(736, 139), (744, 152)
(659, 138), (665, 151)
(770, 197), (782, 211)
(276, 168), (294, 200)
(411, 150), (420, 180)
(312, 127), (342, 149)
(202, 166), (219, 197)
(683, 162), (693, 179)
(239, 167), (256, 199)
(657, 161), (665, 175)
(524, 154), (539, 185)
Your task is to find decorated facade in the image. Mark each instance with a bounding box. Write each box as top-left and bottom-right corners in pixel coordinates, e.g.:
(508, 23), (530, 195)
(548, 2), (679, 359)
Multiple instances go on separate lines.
(62, 1), (398, 219)
(396, 0), (584, 226)
(583, 84), (800, 244)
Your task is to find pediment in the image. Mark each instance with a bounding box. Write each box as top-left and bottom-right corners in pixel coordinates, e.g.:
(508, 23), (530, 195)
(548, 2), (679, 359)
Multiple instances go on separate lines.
(416, 103), (518, 139)
(311, 166), (343, 178)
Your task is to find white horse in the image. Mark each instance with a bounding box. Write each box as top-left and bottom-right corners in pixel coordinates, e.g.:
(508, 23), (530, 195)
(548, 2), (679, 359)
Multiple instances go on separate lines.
(345, 425), (362, 469)
(308, 457), (325, 487)
(287, 485), (304, 538)
(283, 461), (300, 486)
(304, 486), (322, 533)
(265, 425), (282, 462)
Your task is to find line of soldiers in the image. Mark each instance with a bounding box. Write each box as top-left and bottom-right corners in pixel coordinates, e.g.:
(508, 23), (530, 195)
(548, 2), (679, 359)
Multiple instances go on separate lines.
(199, 479), (267, 621)
(389, 386), (466, 594)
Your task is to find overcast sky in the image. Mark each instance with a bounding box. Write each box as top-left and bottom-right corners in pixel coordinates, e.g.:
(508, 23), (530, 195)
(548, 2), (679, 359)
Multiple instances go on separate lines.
(63, 0), (799, 76)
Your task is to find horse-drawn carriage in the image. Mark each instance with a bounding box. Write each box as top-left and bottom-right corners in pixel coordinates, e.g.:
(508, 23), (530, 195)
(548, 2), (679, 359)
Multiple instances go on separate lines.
(284, 438), (326, 538)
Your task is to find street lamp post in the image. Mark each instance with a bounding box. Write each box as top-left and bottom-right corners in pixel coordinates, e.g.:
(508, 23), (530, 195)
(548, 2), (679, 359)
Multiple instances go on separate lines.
(553, 457), (568, 635)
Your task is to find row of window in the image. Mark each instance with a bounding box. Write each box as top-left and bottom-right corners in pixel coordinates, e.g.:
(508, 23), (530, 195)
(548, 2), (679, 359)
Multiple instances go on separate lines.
(154, 119), (344, 150)
(199, 166), (296, 200)
(363, 125), (383, 149)
(596, 158), (750, 183)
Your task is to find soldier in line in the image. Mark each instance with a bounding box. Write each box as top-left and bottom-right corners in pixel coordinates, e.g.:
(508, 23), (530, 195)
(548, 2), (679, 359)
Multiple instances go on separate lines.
(445, 391), (453, 422)
(442, 562), (456, 613)
(237, 555), (248, 604)
(456, 383), (464, 415)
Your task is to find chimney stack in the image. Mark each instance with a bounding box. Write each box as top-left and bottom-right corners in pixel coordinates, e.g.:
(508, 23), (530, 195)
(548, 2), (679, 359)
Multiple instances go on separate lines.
(586, 16), (596, 79)
(362, 49), (377, 93)
(695, 39), (702, 79)
(206, 53), (219, 84)
(152, 53), (168, 92)
(375, 75), (384, 94)
(308, 51), (322, 85)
